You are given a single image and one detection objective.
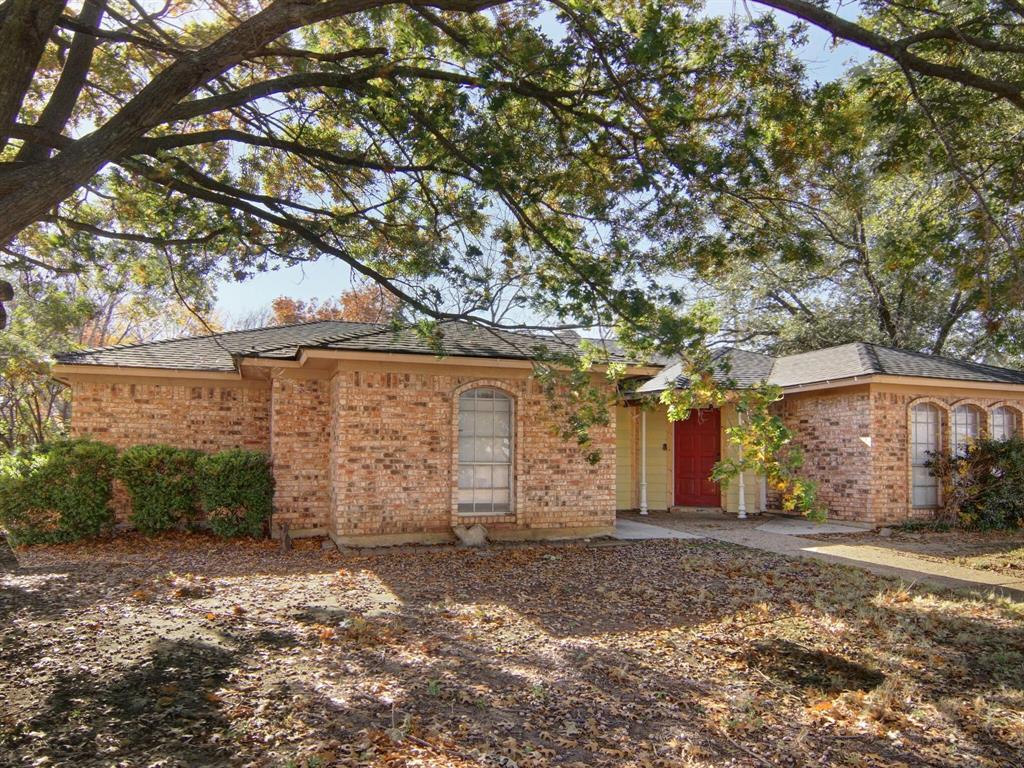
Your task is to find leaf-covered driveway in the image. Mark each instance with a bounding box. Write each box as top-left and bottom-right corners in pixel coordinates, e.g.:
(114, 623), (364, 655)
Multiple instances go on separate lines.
(1, 535), (1022, 767)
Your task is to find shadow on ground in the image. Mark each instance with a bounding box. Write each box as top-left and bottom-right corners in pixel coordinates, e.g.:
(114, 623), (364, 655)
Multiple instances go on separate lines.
(1, 535), (1022, 767)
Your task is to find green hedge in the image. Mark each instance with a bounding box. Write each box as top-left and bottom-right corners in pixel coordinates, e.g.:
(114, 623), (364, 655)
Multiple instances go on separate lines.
(0, 439), (118, 545)
(2, 441), (276, 543)
(116, 444), (203, 534)
(196, 449), (274, 538)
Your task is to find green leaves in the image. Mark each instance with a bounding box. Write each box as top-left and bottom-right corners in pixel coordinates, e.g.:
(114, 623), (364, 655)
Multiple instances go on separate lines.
(0, 438), (117, 545)
(116, 444), (203, 535)
(196, 449), (275, 539)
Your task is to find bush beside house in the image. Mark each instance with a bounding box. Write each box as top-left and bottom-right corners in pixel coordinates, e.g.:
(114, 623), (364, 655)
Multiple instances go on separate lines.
(116, 444), (204, 534)
(0, 439), (274, 544)
(0, 439), (118, 545)
(197, 449), (274, 538)
(928, 437), (1024, 530)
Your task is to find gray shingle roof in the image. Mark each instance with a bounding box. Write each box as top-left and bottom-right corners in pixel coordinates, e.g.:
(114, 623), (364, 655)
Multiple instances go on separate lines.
(57, 324), (1024, 389)
(55, 320), (599, 371)
(636, 348), (775, 394)
(637, 342), (1024, 394)
(770, 343), (1024, 387)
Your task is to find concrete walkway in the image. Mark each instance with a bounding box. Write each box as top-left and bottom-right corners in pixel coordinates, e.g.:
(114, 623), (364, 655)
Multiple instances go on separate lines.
(616, 514), (1024, 600)
(613, 518), (703, 540)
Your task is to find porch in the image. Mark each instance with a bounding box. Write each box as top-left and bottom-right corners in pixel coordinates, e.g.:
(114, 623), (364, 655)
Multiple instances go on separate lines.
(615, 402), (767, 519)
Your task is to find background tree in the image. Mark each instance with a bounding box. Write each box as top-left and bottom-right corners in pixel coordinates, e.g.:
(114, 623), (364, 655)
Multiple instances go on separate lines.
(0, 245), (210, 449)
(694, 66), (1023, 364)
(270, 282), (403, 324)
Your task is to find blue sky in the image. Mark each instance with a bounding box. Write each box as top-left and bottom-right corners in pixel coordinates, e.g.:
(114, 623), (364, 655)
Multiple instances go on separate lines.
(214, 3), (867, 321)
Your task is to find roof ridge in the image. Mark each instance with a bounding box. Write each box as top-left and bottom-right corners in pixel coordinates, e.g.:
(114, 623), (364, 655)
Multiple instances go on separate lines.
(857, 342), (883, 374)
(247, 319), (577, 360)
(249, 322), (415, 356)
(59, 318), (379, 358)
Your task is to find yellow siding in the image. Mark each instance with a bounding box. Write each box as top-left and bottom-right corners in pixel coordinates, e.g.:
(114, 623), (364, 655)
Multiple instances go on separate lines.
(644, 405), (672, 511)
(615, 404), (672, 511)
(619, 402), (763, 514)
(719, 402), (763, 514)
(615, 405), (635, 510)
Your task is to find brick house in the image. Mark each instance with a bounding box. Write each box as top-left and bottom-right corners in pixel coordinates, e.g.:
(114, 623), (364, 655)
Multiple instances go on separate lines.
(622, 344), (1024, 525)
(54, 322), (1024, 542)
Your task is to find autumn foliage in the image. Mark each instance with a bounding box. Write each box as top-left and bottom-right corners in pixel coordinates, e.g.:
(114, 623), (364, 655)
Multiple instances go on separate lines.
(271, 285), (402, 326)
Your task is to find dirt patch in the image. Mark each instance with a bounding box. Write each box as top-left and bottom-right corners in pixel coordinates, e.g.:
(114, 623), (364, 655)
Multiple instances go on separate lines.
(2, 533), (1022, 767)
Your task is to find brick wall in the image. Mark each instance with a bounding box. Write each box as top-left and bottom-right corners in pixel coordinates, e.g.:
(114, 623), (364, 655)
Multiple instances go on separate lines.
(69, 378), (271, 522)
(775, 387), (875, 522)
(270, 376), (331, 533)
(776, 384), (1024, 525)
(67, 365), (618, 542)
(328, 366), (616, 542)
(870, 388), (1024, 524)
(70, 379), (270, 451)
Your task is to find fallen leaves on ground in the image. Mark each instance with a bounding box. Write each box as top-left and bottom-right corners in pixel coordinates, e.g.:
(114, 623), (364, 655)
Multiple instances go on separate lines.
(1, 532), (1021, 767)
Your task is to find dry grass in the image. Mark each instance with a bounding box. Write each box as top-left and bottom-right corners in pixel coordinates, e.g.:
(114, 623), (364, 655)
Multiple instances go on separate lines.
(1, 533), (1022, 767)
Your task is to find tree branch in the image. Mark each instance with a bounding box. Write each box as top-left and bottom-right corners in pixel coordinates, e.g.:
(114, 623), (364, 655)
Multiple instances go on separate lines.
(753, 0), (1024, 108)
(18, 0), (107, 164)
(0, 0), (68, 151)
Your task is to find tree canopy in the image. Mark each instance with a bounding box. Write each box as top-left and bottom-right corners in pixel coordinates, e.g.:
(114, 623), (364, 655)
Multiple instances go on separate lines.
(0, 0), (1021, 347)
(2, 0), (1023, 514)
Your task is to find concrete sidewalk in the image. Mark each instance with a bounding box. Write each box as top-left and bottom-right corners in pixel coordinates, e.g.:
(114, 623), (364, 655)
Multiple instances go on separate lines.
(616, 514), (1024, 600)
(706, 527), (1024, 599)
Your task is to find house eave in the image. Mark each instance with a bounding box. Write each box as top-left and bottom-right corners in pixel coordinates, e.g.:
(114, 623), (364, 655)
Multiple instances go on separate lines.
(52, 362), (244, 384)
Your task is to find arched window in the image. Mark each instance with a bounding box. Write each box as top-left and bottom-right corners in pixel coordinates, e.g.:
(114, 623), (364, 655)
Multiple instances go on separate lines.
(952, 404), (984, 455)
(457, 387), (513, 515)
(910, 403), (941, 508)
(991, 406), (1021, 441)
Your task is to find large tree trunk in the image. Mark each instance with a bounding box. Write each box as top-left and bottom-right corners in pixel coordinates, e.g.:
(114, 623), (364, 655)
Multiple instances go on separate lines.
(0, 0), (67, 152)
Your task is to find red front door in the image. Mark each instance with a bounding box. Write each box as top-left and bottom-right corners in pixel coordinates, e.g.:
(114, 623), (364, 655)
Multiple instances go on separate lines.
(674, 408), (721, 507)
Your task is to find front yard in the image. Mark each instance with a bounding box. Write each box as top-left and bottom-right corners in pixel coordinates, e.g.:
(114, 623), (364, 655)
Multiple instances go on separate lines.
(1, 535), (1022, 768)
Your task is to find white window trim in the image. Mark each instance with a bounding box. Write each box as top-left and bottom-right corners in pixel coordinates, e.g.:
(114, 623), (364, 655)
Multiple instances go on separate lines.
(951, 403), (985, 456)
(456, 387), (515, 517)
(909, 402), (942, 509)
(990, 404), (1022, 441)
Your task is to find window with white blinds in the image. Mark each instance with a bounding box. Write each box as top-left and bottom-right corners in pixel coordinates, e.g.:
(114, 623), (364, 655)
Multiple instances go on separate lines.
(457, 388), (513, 515)
(991, 406), (1020, 441)
(910, 404), (941, 508)
(952, 405), (983, 456)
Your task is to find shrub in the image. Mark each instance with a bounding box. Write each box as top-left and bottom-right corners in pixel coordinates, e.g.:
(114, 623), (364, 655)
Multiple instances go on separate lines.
(196, 449), (274, 538)
(116, 444), (202, 534)
(927, 437), (1024, 529)
(0, 438), (118, 545)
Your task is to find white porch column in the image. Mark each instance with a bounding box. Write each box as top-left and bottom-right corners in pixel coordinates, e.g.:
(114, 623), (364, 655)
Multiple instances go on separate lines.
(736, 411), (747, 520)
(639, 408), (648, 515)
(759, 475), (768, 512)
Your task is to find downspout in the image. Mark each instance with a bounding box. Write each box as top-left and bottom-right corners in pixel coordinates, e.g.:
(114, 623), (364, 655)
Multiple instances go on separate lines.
(639, 408), (648, 515)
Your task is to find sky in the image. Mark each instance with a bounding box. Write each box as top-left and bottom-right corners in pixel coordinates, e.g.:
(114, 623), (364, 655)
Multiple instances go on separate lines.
(214, 2), (868, 322)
